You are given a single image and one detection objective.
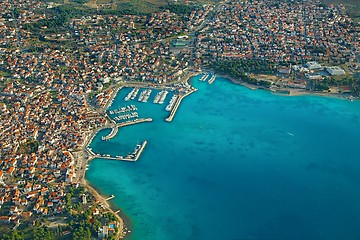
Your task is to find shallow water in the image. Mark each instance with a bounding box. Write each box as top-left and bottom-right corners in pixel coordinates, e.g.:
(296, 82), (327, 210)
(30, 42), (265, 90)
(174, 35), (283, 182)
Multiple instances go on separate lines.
(87, 75), (360, 240)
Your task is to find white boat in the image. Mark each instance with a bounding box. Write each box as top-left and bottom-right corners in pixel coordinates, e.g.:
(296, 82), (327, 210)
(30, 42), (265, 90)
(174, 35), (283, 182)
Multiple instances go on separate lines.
(142, 89), (152, 102)
(138, 89), (147, 102)
(158, 90), (168, 104)
(125, 88), (136, 101)
(153, 91), (162, 103)
(166, 95), (178, 111)
(131, 88), (139, 100)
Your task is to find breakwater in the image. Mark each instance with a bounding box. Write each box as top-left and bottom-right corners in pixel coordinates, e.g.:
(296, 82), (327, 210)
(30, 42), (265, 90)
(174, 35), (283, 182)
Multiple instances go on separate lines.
(101, 118), (153, 141)
(88, 140), (148, 162)
(166, 89), (197, 122)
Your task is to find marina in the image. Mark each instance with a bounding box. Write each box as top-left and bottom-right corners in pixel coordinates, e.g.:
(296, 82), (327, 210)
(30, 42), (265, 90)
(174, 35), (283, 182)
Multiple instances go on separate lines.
(153, 90), (169, 104)
(125, 88), (139, 101)
(109, 105), (137, 114)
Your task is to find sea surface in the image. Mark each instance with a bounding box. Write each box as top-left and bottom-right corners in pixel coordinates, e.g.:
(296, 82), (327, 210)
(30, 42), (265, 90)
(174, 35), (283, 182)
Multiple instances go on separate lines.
(86, 75), (360, 240)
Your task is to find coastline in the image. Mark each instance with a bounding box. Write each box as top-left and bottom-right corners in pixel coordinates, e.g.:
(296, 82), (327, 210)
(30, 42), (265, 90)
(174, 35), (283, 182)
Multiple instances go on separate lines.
(75, 70), (199, 239)
(215, 73), (357, 101)
(84, 180), (127, 239)
(75, 124), (128, 239)
(75, 69), (356, 239)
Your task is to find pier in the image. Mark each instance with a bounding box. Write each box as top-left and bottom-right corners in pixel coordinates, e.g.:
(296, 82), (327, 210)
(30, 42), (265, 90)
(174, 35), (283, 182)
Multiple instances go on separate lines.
(166, 89), (197, 122)
(208, 74), (216, 84)
(101, 126), (118, 141)
(200, 73), (208, 81)
(133, 140), (147, 161)
(106, 195), (115, 201)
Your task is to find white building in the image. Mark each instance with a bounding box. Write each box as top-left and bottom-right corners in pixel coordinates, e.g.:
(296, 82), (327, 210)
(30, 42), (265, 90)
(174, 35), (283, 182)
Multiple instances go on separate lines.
(326, 66), (345, 76)
(305, 61), (322, 70)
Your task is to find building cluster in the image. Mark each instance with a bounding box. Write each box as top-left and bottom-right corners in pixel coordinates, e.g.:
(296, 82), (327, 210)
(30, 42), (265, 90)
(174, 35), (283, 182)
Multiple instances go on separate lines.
(194, 0), (359, 65)
(0, 78), (106, 223)
(0, 1), (210, 227)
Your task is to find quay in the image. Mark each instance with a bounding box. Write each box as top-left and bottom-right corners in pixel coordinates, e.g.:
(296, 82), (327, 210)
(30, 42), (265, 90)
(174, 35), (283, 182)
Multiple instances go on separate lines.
(166, 89), (197, 122)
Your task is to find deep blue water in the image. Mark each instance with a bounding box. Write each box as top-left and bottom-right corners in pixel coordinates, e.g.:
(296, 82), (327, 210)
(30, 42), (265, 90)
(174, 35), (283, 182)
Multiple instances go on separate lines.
(86, 75), (360, 240)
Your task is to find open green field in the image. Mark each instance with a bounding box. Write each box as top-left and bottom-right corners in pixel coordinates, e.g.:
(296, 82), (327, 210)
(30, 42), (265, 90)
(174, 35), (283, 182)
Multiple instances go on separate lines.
(42, 0), (215, 13)
(41, 0), (358, 20)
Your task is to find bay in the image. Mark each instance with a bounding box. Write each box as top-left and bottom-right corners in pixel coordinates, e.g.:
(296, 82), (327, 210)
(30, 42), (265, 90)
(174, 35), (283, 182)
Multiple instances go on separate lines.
(86, 75), (360, 240)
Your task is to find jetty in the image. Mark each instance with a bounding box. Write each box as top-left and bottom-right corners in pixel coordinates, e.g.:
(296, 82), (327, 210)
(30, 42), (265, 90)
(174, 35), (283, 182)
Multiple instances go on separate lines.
(106, 195), (115, 201)
(158, 90), (168, 104)
(208, 74), (216, 84)
(200, 73), (208, 81)
(133, 140), (147, 161)
(113, 112), (138, 121)
(101, 126), (118, 141)
(166, 89), (197, 122)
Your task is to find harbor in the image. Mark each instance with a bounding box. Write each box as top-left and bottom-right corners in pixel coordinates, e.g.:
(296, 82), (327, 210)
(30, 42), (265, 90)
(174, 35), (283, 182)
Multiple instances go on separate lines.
(87, 140), (148, 162)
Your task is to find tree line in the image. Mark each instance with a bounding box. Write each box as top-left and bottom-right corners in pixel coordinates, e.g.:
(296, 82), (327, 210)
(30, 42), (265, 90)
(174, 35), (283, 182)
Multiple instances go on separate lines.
(212, 59), (275, 87)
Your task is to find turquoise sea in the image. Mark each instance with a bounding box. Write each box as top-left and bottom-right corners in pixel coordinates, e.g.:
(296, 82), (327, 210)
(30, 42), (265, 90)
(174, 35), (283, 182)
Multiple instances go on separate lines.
(87, 75), (360, 240)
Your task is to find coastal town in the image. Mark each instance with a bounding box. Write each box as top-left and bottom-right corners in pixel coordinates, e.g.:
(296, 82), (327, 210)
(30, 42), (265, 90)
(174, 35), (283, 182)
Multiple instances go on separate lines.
(0, 0), (359, 239)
